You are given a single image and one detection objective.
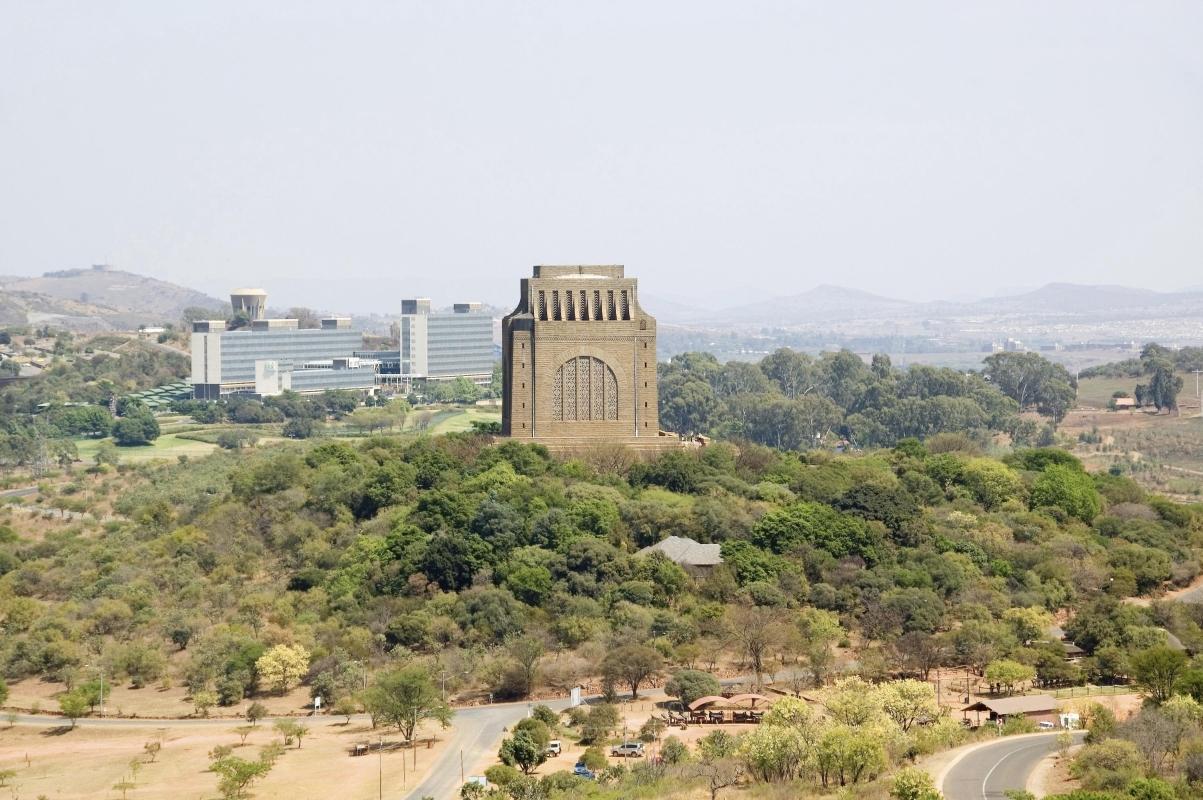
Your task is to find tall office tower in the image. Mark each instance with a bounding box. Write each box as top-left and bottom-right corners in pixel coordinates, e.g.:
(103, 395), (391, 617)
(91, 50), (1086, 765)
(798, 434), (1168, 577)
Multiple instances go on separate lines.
(399, 299), (495, 385)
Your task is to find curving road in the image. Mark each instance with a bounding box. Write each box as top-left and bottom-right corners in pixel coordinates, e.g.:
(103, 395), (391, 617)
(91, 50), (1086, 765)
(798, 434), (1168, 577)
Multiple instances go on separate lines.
(403, 698), (574, 800)
(942, 731), (1086, 800)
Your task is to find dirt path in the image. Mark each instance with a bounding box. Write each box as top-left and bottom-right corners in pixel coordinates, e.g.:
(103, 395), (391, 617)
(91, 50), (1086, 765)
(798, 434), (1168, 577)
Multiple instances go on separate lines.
(1028, 743), (1082, 798)
(1124, 570), (1203, 607)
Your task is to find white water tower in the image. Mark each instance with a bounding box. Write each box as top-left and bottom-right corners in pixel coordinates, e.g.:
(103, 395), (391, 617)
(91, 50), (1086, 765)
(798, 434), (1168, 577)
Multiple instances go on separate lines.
(230, 288), (268, 321)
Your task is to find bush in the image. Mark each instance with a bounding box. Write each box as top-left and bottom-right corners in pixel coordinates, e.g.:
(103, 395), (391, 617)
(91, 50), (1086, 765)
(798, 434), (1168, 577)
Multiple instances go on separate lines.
(661, 736), (689, 764)
(891, 767), (941, 800)
(580, 704), (620, 744)
(483, 764), (521, 787)
(664, 669), (721, 707)
(111, 412), (160, 446)
(1001, 716), (1037, 735)
(282, 417), (317, 439)
(581, 746), (607, 771)
(1070, 739), (1145, 791)
(530, 704), (559, 731)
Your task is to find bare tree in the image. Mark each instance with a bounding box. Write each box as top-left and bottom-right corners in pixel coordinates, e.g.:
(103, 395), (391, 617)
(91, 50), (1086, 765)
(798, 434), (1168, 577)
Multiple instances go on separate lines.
(685, 759), (745, 800)
(726, 605), (787, 688)
(894, 631), (949, 681)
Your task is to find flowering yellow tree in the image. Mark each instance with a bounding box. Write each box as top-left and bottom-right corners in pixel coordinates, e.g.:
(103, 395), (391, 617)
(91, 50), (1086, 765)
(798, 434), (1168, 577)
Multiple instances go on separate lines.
(255, 644), (311, 694)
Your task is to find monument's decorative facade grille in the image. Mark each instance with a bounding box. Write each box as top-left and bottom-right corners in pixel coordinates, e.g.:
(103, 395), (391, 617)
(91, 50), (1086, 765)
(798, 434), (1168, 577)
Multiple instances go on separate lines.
(551, 356), (618, 421)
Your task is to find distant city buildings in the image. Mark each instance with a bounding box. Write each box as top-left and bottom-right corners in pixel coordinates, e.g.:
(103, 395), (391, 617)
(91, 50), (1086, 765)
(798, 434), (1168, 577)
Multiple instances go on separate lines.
(366, 298), (495, 392)
(190, 290), (376, 399)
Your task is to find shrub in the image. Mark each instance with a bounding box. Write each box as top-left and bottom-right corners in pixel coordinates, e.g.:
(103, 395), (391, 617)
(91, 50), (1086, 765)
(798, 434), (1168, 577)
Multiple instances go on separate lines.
(484, 764), (521, 787)
(664, 669), (721, 707)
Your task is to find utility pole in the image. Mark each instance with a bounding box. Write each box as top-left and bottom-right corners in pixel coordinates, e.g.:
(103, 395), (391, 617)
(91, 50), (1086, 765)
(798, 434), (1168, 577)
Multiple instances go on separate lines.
(87, 662), (106, 718)
(1194, 370), (1202, 417)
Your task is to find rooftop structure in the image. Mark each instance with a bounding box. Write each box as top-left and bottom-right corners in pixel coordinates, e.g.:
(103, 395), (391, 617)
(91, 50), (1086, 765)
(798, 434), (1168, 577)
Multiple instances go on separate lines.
(962, 695), (1058, 716)
(230, 288), (268, 321)
(638, 536), (723, 571)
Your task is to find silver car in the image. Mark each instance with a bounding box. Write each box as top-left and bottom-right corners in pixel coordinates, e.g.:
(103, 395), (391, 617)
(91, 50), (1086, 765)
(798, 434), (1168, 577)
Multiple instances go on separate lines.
(610, 741), (645, 758)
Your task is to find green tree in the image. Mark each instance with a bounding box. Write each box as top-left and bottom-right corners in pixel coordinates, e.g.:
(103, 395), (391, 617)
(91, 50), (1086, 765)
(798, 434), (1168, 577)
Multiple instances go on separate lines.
(1030, 464), (1101, 522)
(111, 410), (161, 446)
(601, 644), (663, 700)
(360, 665), (453, 741)
(982, 352), (1076, 418)
(193, 690), (218, 717)
(499, 729), (547, 774)
(665, 670), (722, 707)
(210, 755), (272, 799)
(245, 702), (268, 726)
(985, 660), (1036, 696)
(958, 459), (1024, 510)
(504, 634), (546, 698)
(273, 719), (308, 748)
(59, 690), (89, 727)
(1129, 646), (1188, 704)
(752, 502), (880, 562)
(880, 679), (939, 732)
(94, 439), (120, 466)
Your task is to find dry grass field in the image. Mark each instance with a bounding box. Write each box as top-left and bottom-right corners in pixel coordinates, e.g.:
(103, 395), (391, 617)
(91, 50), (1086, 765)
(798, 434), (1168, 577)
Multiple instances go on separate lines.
(1065, 378), (1203, 498)
(0, 716), (450, 800)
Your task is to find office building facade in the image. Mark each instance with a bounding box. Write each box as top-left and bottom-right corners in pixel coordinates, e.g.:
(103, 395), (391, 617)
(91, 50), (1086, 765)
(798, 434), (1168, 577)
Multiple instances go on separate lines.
(398, 299), (495, 387)
(191, 317), (372, 398)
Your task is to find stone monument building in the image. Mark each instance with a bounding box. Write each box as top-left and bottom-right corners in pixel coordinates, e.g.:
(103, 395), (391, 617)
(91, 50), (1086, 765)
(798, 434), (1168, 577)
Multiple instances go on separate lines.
(502, 265), (661, 447)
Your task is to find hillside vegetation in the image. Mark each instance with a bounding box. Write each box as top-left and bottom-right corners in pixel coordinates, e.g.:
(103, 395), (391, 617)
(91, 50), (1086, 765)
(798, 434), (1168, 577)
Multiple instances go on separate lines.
(3, 435), (1200, 708)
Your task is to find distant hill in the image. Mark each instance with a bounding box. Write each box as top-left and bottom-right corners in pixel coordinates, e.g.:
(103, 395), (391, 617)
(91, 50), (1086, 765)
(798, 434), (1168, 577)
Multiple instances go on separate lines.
(693, 281), (1203, 327)
(0, 266), (226, 331)
(715, 284), (916, 325)
(640, 293), (714, 325)
(978, 283), (1172, 313)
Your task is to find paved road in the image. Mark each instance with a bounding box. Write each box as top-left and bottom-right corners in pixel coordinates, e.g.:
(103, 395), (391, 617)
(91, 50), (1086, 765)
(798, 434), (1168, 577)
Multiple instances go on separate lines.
(403, 698), (574, 800)
(942, 731), (1085, 800)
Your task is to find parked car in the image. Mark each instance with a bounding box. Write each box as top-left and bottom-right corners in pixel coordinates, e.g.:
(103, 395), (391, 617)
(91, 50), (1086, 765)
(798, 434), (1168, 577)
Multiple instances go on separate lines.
(546, 739), (562, 756)
(610, 741), (645, 758)
(1037, 721), (1056, 730)
(573, 762), (596, 780)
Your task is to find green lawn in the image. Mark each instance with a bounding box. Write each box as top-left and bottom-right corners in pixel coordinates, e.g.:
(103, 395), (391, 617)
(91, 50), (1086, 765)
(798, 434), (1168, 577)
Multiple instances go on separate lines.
(426, 406), (501, 435)
(74, 434), (218, 464)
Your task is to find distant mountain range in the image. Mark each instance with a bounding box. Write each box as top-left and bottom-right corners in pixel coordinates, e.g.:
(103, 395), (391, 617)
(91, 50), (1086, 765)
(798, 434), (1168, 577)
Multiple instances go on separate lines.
(711, 285), (917, 325)
(0, 267), (226, 331)
(645, 282), (1203, 327)
(3, 266), (1199, 334)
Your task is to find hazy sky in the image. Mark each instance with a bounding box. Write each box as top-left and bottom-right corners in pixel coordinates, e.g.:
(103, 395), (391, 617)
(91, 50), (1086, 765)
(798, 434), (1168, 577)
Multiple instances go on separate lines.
(2, 1), (1200, 313)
